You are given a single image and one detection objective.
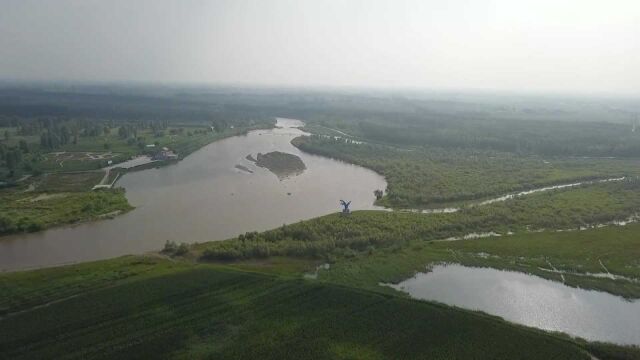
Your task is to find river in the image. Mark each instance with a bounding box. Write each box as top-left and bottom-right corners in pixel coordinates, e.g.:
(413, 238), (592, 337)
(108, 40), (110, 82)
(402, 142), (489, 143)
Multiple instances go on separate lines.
(0, 118), (387, 271)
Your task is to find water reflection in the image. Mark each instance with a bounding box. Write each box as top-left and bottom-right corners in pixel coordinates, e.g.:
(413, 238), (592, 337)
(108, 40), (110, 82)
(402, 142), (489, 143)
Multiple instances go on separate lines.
(387, 264), (640, 346)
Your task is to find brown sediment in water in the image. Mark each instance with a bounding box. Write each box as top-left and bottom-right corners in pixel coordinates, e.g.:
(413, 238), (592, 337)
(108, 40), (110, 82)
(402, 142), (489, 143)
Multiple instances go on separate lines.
(235, 164), (253, 173)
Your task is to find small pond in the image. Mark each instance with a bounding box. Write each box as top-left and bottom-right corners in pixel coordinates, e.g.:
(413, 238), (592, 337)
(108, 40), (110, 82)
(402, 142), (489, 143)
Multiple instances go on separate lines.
(387, 264), (640, 346)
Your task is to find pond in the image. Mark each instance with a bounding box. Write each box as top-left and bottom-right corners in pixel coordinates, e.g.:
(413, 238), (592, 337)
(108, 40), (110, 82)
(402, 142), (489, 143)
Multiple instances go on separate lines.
(0, 118), (387, 271)
(387, 264), (640, 346)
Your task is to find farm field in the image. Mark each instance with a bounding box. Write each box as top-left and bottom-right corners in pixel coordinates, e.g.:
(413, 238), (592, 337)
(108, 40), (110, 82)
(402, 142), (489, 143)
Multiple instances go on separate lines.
(0, 256), (629, 360)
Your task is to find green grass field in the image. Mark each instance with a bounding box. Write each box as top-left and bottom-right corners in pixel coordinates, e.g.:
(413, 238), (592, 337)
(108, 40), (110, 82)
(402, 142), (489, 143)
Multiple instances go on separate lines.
(0, 186), (132, 235)
(316, 223), (640, 299)
(0, 256), (623, 360)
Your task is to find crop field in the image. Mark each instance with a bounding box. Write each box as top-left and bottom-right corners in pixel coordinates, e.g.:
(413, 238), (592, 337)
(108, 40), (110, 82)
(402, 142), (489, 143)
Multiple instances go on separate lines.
(35, 172), (105, 192)
(0, 258), (613, 360)
(44, 151), (117, 162)
(39, 152), (125, 172)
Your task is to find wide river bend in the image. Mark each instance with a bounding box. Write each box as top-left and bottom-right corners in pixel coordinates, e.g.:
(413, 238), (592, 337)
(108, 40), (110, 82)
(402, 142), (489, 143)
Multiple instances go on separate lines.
(0, 118), (386, 271)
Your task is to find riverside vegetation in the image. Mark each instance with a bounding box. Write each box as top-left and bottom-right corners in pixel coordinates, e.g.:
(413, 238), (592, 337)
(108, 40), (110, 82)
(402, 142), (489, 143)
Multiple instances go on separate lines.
(292, 135), (640, 208)
(0, 172), (132, 235)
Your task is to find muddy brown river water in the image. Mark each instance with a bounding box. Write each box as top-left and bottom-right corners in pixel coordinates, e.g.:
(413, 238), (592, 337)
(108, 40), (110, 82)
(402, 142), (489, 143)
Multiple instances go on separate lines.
(0, 118), (386, 271)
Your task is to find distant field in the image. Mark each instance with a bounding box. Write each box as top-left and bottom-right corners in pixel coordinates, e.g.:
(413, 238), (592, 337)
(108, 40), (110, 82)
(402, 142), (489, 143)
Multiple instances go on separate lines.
(0, 257), (609, 360)
(36, 172), (104, 192)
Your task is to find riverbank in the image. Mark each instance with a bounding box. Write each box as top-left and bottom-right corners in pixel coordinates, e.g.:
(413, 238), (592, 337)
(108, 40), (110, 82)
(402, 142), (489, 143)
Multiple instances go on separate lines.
(0, 123), (275, 238)
(0, 175), (133, 236)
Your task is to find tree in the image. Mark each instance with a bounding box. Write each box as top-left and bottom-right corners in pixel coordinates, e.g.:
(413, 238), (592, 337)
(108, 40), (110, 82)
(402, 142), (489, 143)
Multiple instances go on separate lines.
(3, 130), (9, 141)
(118, 126), (129, 139)
(6, 148), (20, 172)
(60, 126), (70, 145)
(374, 189), (384, 200)
(0, 214), (16, 234)
(19, 140), (29, 153)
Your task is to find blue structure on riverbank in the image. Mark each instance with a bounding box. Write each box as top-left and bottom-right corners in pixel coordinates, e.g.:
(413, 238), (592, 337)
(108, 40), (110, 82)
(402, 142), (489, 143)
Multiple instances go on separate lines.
(340, 200), (351, 215)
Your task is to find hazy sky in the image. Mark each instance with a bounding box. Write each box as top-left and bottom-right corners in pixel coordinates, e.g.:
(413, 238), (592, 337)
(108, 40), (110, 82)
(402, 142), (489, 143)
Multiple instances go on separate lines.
(1, 0), (639, 94)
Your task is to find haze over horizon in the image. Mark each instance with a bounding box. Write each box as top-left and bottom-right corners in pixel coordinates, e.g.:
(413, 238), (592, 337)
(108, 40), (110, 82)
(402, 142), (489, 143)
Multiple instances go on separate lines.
(1, 0), (639, 95)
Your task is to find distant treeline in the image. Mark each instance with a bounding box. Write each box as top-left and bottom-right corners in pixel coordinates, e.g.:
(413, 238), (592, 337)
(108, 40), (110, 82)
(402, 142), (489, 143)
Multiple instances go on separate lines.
(2, 86), (639, 157)
(292, 109), (640, 157)
(354, 120), (640, 157)
(0, 88), (275, 124)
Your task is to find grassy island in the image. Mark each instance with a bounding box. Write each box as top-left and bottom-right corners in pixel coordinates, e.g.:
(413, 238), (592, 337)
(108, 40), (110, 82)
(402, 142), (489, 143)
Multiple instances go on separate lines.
(254, 151), (306, 179)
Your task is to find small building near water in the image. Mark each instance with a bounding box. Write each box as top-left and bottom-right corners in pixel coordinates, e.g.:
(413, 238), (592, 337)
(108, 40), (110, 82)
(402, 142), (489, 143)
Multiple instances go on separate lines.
(153, 148), (178, 161)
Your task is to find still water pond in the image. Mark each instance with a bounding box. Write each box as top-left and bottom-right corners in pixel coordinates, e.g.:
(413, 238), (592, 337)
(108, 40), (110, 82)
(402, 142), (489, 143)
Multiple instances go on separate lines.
(388, 264), (640, 346)
(0, 118), (386, 271)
